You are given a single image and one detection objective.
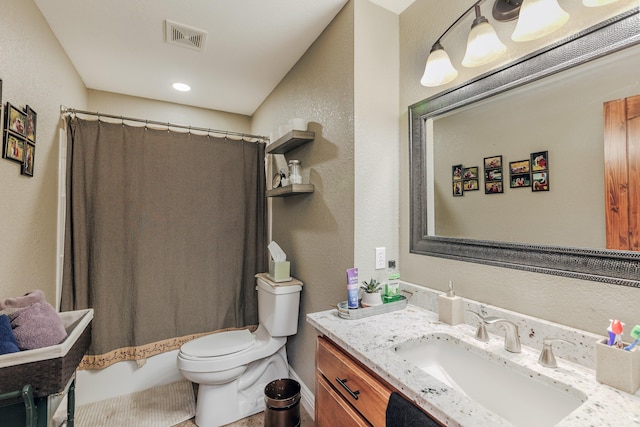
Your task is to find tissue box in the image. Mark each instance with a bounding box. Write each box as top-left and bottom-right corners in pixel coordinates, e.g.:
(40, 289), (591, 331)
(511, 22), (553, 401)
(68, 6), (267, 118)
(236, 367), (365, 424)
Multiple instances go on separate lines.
(268, 261), (291, 282)
(595, 339), (640, 394)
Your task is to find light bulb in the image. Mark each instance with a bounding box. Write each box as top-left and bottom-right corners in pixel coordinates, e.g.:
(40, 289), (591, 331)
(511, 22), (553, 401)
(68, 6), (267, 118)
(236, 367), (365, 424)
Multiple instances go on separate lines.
(512, 0), (570, 42)
(462, 17), (507, 67)
(420, 43), (458, 87)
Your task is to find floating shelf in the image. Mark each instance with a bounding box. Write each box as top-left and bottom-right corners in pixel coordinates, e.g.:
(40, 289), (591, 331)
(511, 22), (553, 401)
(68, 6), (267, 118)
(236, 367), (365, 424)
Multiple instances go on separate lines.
(267, 184), (314, 198)
(266, 130), (315, 154)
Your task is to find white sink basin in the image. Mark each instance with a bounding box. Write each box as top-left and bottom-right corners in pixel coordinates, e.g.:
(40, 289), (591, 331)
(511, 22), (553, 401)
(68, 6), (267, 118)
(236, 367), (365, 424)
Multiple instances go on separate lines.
(394, 334), (585, 427)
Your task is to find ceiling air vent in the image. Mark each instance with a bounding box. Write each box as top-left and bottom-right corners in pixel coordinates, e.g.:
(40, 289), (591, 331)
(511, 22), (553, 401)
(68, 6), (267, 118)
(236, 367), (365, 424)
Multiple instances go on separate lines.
(165, 20), (207, 51)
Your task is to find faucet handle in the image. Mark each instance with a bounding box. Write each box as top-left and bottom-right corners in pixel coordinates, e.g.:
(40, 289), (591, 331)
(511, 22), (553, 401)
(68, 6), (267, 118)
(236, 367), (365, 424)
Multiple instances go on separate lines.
(467, 310), (489, 342)
(538, 338), (574, 368)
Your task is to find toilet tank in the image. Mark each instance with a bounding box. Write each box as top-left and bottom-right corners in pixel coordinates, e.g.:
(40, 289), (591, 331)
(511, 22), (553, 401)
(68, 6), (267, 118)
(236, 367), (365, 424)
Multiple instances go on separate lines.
(257, 276), (302, 337)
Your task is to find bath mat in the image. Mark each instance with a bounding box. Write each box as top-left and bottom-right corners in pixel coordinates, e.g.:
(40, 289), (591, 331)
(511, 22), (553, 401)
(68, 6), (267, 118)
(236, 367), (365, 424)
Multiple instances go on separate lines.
(75, 380), (195, 427)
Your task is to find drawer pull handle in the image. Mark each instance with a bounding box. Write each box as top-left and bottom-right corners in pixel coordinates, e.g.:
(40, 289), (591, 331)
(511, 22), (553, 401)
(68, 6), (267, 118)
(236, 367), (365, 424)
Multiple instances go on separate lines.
(335, 377), (360, 400)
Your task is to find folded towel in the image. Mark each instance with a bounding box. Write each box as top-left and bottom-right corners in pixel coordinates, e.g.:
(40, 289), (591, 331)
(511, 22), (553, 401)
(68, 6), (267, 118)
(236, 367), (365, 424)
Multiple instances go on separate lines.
(385, 392), (441, 427)
(0, 289), (46, 309)
(0, 314), (20, 355)
(9, 302), (68, 350)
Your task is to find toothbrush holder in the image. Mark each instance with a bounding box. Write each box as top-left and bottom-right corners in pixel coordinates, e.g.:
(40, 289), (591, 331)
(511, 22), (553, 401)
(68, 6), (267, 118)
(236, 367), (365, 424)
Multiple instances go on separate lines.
(595, 339), (640, 394)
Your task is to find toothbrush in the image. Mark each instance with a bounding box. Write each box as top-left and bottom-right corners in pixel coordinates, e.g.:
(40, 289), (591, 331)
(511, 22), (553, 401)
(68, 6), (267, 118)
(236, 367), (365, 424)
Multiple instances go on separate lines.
(608, 319), (623, 346)
(624, 325), (640, 351)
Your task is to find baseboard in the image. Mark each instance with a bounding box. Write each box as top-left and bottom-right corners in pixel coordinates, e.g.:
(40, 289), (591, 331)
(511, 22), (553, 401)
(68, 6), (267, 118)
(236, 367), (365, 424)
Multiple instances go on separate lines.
(288, 366), (314, 420)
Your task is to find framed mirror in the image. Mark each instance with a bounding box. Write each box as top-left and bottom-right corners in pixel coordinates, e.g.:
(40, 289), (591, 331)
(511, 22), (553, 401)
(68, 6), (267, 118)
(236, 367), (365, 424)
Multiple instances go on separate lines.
(409, 8), (640, 288)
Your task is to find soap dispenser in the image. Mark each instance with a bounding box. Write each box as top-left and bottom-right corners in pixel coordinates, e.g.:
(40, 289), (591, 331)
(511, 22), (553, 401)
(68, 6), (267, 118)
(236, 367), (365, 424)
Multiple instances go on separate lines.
(438, 281), (464, 325)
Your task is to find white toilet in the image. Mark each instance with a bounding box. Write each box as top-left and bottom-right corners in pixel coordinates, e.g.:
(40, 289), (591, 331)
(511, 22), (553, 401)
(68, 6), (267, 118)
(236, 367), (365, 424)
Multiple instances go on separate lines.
(177, 275), (302, 427)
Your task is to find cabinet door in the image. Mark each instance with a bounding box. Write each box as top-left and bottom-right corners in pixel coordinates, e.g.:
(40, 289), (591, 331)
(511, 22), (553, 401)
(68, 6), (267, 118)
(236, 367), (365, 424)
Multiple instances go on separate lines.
(316, 337), (391, 426)
(316, 374), (369, 427)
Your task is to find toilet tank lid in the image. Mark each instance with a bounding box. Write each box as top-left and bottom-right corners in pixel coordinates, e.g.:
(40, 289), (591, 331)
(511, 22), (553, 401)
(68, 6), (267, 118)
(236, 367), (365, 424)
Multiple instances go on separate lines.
(181, 329), (255, 357)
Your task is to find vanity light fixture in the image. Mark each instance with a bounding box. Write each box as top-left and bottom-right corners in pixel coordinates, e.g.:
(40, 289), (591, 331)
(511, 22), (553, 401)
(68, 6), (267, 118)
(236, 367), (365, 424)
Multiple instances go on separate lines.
(172, 82), (191, 92)
(420, 0), (619, 86)
(582, 0), (619, 6)
(422, 1), (502, 87)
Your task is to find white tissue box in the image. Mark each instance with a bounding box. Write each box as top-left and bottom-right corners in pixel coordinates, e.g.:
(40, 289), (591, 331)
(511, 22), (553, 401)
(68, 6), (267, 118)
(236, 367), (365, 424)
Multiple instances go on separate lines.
(595, 339), (640, 394)
(268, 261), (291, 282)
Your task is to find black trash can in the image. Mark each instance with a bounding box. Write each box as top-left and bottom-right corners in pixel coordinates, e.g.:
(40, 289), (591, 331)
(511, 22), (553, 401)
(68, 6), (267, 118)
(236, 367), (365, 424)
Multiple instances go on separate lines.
(264, 378), (301, 427)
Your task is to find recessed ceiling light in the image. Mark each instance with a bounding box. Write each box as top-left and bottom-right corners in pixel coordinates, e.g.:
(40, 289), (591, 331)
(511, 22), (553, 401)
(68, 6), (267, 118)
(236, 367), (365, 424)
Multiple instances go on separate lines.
(172, 82), (191, 92)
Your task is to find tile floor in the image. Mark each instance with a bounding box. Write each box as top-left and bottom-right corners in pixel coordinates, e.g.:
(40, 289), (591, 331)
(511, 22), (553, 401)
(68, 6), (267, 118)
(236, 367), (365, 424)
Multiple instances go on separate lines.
(174, 405), (314, 427)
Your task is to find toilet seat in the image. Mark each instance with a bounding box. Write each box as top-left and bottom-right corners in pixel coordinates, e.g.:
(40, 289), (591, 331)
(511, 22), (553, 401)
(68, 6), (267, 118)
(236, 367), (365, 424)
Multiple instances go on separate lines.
(181, 329), (255, 358)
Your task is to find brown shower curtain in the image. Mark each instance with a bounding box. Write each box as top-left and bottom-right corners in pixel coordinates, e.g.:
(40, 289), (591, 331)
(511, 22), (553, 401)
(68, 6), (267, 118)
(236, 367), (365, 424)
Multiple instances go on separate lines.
(61, 118), (267, 368)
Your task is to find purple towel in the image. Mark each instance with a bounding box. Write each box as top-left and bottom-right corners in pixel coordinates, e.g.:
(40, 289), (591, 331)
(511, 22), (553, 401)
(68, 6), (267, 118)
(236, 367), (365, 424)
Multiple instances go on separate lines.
(0, 314), (20, 354)
(9, 302), (68, 350)
(0, 289), (46, 310)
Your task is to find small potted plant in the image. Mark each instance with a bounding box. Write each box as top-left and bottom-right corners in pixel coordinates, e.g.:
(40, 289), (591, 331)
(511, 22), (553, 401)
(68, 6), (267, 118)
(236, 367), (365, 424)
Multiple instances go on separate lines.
(360, 278), (383, 307)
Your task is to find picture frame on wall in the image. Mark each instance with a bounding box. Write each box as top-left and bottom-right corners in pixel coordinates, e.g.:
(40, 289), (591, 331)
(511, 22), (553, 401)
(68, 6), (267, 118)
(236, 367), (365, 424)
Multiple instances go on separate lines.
(464, 179), (479, 191)
(485, 181), (503, 194)
(453, 180), (463, 197)
(532, 171), (549, 192)
(531, 151), (548, 172)
(21, 142), (35, 177)
(463, 166), (478, 180)
(5, 103), (26, 136)
(25, 105), (37, 143)
(452, 164), (463, 181)
(3, 131), (25, 163)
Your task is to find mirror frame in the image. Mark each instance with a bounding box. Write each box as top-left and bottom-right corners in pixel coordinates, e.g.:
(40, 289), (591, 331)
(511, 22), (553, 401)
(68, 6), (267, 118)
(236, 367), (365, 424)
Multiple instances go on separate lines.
(409, 8), (640, 288)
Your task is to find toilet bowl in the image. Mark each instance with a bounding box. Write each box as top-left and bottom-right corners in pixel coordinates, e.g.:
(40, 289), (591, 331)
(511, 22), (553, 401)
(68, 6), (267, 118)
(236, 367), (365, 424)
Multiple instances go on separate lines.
(177, 275), (302, 427)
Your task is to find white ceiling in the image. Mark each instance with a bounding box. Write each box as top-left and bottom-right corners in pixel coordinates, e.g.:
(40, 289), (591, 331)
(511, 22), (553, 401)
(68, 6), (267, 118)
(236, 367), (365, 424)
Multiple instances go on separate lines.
(34, 0), (414, 117)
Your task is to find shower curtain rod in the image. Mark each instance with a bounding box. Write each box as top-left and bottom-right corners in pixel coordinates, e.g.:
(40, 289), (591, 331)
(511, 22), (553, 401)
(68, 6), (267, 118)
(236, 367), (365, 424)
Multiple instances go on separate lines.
(60, 106), (269, 142)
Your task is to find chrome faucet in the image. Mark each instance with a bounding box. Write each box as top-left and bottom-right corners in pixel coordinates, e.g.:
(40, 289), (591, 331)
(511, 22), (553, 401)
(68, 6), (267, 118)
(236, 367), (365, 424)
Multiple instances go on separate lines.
(468, 310), (521, 353)
(538, 338), (574, 368)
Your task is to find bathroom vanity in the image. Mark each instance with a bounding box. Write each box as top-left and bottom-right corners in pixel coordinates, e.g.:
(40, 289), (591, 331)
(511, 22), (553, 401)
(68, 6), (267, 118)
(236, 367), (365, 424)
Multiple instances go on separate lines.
(315, 336), (395, 426)
(308, 283), (640, 426)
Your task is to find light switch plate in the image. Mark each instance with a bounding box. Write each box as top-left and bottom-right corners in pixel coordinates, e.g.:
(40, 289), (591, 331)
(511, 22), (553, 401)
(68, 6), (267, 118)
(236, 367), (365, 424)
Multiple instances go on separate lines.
(375, 247), (386, 269)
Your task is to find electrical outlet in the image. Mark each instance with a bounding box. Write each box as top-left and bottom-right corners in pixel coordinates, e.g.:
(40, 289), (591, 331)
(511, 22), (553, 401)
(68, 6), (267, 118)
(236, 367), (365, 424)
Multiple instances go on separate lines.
(375, 247), (386, 269)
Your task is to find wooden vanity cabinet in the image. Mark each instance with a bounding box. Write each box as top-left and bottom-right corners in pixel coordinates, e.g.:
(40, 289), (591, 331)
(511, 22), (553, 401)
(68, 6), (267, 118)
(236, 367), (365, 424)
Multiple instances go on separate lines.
(315, 336), (393, 427)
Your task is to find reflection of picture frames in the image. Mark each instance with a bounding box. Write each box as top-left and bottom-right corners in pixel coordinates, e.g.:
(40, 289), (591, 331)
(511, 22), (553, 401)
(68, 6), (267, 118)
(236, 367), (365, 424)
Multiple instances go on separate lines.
(464, 179), (479, 191)
(509, 159), (530, 174)
(484, 169), (502, 181)
(21, 142), (35, 177)
(5, 102), (26, 136)
(484, 155), (502, 169)
(452, 164), (463, 181)
(532, 171), (549, 192)
(510, 174), (531, 188)
(531, 151), (548, 171)
(463, 166), (478, 179)
(453, 181), (463, 197)
(25, 105), (37, 143)
(3, 131), (25, 163)
(485, 181), (503, 194)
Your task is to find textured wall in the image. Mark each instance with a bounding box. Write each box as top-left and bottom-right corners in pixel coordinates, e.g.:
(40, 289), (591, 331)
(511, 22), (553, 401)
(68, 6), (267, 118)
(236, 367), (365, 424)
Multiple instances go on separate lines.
(252, 2), (354, 393)
(0, 0), (87, 306)
(399, 1), (640, 335)
(87, 90), (252, 134)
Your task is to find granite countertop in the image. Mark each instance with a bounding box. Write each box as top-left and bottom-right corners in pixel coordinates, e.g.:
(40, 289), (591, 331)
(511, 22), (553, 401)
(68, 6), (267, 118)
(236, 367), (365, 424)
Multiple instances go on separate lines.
(307, 303), (640, 426)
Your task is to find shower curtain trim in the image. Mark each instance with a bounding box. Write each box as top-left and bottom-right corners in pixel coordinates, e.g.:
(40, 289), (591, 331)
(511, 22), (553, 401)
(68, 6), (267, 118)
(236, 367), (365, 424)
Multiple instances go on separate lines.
(60, 106), (269, 143)
(77, 325), (258, 370)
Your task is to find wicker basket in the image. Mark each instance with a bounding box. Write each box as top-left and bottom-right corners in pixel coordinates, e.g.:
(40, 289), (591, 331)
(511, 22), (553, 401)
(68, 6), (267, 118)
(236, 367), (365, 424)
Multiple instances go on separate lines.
(0, 309), (93, 398)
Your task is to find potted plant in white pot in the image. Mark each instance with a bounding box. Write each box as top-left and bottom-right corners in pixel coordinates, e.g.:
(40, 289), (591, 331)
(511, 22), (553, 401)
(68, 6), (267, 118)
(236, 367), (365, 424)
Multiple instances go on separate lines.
(360, 279), (383, 307)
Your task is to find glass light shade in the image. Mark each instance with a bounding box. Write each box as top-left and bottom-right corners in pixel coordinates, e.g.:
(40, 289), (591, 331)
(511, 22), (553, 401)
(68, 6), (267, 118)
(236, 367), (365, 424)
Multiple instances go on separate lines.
(511, 0), (570, 42)
(420, 45), (458, 87)
(462, 21), (507, 67)
(582, 0), (618, 6)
